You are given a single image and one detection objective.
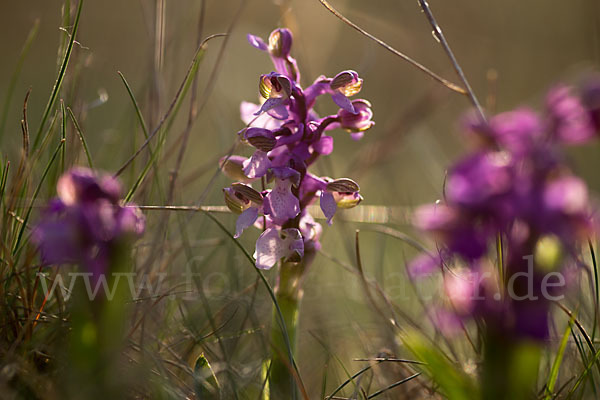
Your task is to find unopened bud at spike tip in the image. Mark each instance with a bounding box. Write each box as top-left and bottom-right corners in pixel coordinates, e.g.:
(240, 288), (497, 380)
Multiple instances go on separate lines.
(268, 28), (293, 58)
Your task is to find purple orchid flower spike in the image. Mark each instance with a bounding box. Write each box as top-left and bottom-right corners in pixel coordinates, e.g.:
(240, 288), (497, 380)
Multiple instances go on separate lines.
(235, 26), (375, 396)
(33, 167), (145, 280)
(254, 227), (304, 270)
(220, 27), (374, 270)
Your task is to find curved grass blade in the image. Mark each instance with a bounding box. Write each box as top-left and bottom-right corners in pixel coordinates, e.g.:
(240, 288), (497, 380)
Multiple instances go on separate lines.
(60, 101), (66, 173)
(66, 107), (93, 168)
(193, 353), (221, 399)
(32, 0), (83, 150)
(568, 347), (600, 397)
(117, 71), (150, 139)
(12, 138), (65, 255)
(326, 364), (373, 399)
(402, 330), (478, 400)
(366, 373), (421, 399)
(589, 241), (599, 340)
(0, 161), (9, 205)
(544, 314), (574, 399)
(317, 0), (466, 95)
(114, 33), (226, 179)
(116, 71), (161, 201)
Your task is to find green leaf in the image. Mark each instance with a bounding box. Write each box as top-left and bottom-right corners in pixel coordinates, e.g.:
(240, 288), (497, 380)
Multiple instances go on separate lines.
(545, 315), (574, 399)
(32, 0), (83, 150)
(401, 330), (478, 400)
(194, 353), (220, 399)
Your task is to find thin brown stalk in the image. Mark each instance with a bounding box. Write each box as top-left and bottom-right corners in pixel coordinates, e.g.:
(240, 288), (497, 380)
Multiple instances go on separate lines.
(416, 0), (486, 121)
(317, 0), (467, 95)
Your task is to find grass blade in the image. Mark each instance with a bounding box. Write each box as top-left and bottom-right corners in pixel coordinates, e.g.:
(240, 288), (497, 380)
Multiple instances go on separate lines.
(366, 373), (421, 399)
(193, 353), (221, 399)
(60, 101), (66, 173)
(32, 0), (83, 150)
(66, 107), (93, 168)
(12, 138), (65, 255)
(114, 33), (226, 179)
(545, 314), (574, 399)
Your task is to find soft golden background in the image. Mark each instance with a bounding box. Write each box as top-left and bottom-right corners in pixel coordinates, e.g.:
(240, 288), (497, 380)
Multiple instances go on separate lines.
(1, 0), (598, 397)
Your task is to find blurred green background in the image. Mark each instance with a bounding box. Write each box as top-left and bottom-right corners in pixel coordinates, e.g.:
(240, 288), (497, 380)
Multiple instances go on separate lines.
(1, 0), (599, 397)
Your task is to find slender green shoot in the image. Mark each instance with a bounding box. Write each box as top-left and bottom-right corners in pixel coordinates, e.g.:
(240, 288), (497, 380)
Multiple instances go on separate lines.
(66, 107), (93, 168)
(32, 0), (83, 150)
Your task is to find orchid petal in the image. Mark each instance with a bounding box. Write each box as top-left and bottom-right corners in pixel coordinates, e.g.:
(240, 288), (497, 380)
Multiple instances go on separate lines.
(247, 34), (268, 51)
(320, 191), (337, 225)
(235, 207), (259, 238)
(242, 151), (271, 179)
(331, 91), (356, 114)
(264, 179), (300, 223)
(254, 227), (304, 269)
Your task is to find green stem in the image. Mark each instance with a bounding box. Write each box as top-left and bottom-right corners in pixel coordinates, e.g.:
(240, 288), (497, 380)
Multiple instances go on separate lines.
(267, 256), (310, 399)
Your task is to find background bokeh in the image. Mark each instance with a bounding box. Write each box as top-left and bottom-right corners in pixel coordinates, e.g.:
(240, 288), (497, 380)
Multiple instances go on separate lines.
(1, 0), (599, 398)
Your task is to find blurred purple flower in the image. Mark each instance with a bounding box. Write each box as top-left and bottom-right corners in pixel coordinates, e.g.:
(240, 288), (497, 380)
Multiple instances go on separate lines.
(582, 75), (600, 132)
(33, 168), (145, 278)
(489, 109), (542, 156)
(546, 85), (595, 144)
(410, 81), (598, 341)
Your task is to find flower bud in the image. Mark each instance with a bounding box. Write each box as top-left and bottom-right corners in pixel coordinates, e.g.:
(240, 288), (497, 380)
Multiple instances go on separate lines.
(223, 184), (263, 214)
(338, 99), (374, 133)
(268, 28), (293, 58)
(244, 128), (277, 152)
(326, 178), (360, 193)
(219, 155), (256, 183)
(330, 70), (363, 97)
(231, 183), (264, 205)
